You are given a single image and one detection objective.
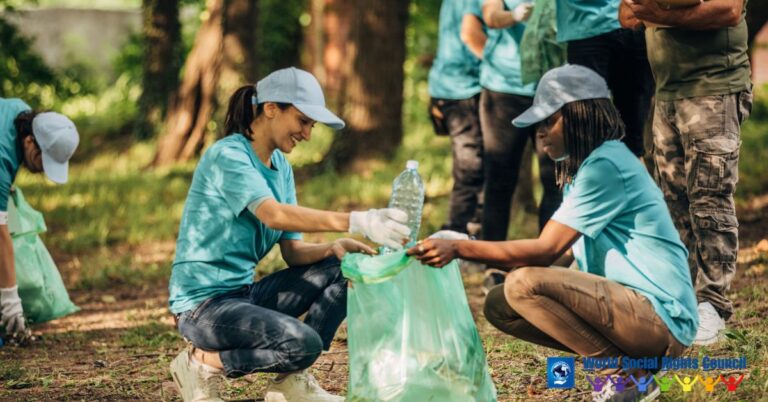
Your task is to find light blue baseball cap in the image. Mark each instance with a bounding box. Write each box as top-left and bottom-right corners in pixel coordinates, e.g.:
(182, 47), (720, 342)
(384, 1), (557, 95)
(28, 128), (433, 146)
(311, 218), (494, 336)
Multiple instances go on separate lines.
(512, 64), (612, 128)
(256, 67), (345, 130)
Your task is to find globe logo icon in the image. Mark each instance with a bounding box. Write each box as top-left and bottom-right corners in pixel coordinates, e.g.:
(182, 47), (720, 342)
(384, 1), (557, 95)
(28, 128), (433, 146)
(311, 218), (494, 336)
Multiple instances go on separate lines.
(550, 361), (571, 385)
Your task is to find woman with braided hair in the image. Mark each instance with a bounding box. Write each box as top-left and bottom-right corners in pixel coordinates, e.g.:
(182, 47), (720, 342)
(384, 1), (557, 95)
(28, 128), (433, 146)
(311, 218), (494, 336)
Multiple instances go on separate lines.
(408, 65), (697, 402)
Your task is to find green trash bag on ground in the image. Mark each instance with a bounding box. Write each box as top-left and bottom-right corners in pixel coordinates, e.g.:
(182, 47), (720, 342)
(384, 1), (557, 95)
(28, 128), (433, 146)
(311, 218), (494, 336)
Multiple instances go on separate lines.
(342, 251), (497, 402)
(7, 188), (79, 324)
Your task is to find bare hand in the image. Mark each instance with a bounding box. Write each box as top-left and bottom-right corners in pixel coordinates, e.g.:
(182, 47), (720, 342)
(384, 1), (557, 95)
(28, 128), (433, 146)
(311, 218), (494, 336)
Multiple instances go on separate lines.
(406, 238), (458, 268)
(331, 238), (377, 260)
(624, 0), (665, 23)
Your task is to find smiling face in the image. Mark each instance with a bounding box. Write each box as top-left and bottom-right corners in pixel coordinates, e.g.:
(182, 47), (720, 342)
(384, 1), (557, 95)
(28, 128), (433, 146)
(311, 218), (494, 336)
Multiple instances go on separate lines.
(262, 104), (316, 153)
(536, 110), (566, 161)
(22, 135), (44, 173)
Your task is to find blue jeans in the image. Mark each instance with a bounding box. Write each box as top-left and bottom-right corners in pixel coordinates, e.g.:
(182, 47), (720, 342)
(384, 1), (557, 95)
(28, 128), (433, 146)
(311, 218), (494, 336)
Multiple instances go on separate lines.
(176, 257), (347, 378)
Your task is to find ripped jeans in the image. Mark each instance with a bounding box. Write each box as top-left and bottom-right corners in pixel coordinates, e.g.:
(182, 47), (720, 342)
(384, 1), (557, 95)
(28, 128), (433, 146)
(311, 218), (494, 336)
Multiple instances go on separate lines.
(176, 257), (347, 378)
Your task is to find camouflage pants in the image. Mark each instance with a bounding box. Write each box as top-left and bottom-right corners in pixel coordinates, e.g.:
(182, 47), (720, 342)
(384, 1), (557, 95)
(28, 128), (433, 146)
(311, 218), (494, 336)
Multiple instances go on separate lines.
(653, 90), (752, 320)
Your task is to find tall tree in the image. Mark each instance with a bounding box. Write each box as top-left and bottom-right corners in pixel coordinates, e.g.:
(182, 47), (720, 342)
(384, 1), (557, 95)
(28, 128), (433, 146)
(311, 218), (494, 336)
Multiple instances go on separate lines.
(153, 0), (224, 166)
(326, 0), (410, 171)
(153, 0), (260, 166)
(138, 0), (182, 139)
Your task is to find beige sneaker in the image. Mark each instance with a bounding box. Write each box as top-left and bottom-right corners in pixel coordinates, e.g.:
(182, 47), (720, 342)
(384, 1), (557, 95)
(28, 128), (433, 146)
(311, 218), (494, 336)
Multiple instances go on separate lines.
(265, 370), (344, 402)
(169, 349), (225, 402)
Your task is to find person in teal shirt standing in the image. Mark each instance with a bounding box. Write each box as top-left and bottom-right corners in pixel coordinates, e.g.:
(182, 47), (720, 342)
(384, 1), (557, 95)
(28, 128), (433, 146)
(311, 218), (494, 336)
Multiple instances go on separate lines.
(428, 0), (486, 235)
(168, 68), (411, 402)
(556, 0), (654, 160)
(0, 98), (79, 343)
(408, 65), (697, 402)
(477, 0), (561, 291)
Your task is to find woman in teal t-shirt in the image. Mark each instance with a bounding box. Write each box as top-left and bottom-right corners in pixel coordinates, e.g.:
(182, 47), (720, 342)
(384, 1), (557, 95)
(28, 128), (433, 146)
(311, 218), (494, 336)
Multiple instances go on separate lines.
(409, 65), (698, 402)
(168, 68), (410, 402)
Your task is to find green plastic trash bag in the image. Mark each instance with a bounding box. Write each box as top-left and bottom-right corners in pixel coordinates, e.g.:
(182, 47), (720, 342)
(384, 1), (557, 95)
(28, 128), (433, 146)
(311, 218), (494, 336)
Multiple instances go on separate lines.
(342, 251), (497, 402)
(6, 188), (79, 324)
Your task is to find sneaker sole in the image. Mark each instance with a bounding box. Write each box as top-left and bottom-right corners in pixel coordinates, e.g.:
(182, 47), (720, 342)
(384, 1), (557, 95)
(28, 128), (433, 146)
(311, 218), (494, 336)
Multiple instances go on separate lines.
(693, 332), (724, 346)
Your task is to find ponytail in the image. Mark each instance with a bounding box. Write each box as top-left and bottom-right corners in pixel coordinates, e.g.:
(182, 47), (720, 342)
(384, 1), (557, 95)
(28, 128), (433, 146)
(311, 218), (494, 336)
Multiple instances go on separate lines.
(224, 85), (257, 140)
(224, 85), (294, 140)
(14, 111), (37, 149)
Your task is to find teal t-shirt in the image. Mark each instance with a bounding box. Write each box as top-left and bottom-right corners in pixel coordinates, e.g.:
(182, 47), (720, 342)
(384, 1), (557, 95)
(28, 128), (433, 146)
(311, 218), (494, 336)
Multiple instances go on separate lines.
(428, 0), (483, 100)
(168, 134), (302, 314)
(555, 0), (621, 42)
(0, 98), (31, 212)
(479, 0), (536, 96)
(551, 141), (698, 346)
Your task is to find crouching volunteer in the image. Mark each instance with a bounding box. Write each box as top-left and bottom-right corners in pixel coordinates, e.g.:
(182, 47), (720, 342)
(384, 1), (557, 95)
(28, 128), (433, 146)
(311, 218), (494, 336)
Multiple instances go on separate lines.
(0, 98), (79, 341)
(168, 67), (410, 402)
(408, 65), (698, 402)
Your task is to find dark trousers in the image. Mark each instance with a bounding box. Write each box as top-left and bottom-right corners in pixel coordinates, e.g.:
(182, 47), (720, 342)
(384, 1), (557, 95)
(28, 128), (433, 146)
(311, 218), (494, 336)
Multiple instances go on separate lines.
(176, 257), (347, 378)
(435, 95), (484, 233)
(567, 28), (654, 157)
(479, 88), (561, 240)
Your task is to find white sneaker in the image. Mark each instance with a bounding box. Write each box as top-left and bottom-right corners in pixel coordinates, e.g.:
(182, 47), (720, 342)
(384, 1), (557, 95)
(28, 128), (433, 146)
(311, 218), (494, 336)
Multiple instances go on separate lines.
(170, 349), (225, 402)
(693, 302), (726, 346)
(265, 370), (344, 402)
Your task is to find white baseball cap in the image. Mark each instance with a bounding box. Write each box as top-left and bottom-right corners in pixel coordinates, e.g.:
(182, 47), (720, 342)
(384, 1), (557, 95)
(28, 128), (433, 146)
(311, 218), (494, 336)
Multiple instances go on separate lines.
(513, 64), (612, 128)
(31, 112), (80, 184)
(256, 67), (345, 130)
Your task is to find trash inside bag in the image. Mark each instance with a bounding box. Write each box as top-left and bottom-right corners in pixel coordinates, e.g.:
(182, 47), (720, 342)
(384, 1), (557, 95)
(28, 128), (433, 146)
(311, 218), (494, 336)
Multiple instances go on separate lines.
(342, 251), (497, 402)
(7, 188), (79, 324)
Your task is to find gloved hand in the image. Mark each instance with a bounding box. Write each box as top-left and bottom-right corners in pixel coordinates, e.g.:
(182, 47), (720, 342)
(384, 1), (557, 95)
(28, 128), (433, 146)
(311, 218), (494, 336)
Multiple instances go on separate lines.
(0, 285), (26, 336)
(512, 2), (534, 23)
(349, 208), (411, 250)
(428, 230), (470, 241)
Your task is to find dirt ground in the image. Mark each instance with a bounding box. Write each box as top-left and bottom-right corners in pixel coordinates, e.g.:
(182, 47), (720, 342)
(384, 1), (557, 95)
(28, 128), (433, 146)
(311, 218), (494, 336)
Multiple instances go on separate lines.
(1, 202), (766, 401)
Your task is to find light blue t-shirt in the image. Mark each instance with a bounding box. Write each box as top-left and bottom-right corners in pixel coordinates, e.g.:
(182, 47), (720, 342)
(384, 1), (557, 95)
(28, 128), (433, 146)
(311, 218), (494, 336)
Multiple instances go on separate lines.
(0, 98), (31, 212)
(551, 141), (698, 346)
(555, 0), (621, 42)
(428, 0), (484, 100)
(479, 0), (536, 96)
(169, 134), (302, 314)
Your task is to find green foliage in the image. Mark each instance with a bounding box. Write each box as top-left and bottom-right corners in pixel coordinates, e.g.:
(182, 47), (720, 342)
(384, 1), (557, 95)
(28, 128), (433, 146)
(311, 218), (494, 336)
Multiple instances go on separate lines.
(112, 31), (144, 85)
(257, 0), (307, 77)
(736, 87), (768, 198)
(0, 16), (58, 109)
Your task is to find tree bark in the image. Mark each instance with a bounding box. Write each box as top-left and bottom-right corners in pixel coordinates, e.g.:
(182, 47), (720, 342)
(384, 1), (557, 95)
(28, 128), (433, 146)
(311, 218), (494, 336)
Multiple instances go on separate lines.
(138, 0), (181, 139)
(152, 0), (224, 167)
(326, 0), (410, 172)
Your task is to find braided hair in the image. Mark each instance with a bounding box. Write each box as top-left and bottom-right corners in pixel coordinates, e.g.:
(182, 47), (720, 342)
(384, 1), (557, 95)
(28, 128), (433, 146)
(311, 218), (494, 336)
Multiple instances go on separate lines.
(555, 99), (625, 187)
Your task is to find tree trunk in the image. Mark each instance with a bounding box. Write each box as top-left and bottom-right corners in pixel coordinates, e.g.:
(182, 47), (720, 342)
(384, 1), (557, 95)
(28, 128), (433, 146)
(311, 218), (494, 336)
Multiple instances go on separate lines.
(322, 0), (353, 109)
(747, 1), (768, 48)
(217, 0), (259, 128)
(152, 0), (224, 167)
(138, 0), (181, 139)
(326, 0), (410, 172)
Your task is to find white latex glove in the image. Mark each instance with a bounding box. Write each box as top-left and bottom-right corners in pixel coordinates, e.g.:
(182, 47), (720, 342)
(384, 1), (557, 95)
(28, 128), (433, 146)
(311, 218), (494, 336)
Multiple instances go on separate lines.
(0, 285), (26, 336)
(512, 3), (534, 23)
(428, 230), (470, 241)
(349, 208), (411, 250)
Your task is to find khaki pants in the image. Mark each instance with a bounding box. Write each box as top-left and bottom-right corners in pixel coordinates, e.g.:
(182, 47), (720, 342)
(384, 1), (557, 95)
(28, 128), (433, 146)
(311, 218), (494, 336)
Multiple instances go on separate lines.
(652, 91), (752, 320)
(484, 267), (684, 374)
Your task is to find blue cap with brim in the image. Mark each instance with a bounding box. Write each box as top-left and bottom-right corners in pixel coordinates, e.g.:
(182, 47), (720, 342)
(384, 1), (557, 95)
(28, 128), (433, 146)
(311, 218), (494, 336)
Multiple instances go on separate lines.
(512, 64), (612, 128)
(256, 67), (345, 130)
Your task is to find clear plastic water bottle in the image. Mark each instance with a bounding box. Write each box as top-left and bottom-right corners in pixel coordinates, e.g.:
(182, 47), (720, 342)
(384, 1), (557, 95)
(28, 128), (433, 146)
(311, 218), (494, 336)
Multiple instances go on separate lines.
(383, 160), (425, 253)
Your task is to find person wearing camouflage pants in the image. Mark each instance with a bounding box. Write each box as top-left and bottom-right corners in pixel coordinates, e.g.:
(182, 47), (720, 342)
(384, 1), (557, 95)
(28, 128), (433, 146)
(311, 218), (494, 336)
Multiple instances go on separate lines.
(621, 0), (752, 345)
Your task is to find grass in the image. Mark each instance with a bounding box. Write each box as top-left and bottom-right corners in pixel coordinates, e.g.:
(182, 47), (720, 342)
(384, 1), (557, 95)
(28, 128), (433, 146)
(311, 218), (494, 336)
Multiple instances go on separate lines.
(4, 78), (768, 401)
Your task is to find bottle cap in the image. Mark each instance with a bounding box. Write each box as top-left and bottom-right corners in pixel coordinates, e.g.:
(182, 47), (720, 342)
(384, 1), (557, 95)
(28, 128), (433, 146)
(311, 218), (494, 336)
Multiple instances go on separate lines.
(406, 160), (419, 170)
